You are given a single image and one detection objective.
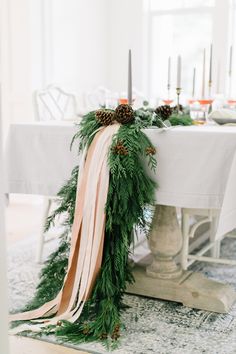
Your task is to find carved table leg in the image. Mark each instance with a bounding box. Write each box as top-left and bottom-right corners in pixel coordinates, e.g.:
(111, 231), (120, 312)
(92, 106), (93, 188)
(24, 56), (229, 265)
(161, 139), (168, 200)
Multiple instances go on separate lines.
(126, 205), (236, 313)
(146, 205), (182, 279)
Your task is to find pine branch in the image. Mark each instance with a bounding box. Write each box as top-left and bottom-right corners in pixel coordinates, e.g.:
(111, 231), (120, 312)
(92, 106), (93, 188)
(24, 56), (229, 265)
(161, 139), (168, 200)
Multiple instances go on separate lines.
(44, 166), (79, 232)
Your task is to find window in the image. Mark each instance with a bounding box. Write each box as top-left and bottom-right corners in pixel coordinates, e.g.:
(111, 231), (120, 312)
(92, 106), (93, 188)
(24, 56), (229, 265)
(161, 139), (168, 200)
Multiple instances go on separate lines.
(145, 0), (231, 102)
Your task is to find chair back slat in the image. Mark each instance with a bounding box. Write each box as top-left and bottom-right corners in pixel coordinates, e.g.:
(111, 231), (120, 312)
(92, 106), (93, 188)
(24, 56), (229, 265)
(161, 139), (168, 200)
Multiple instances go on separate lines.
(34, 85), (77, 121)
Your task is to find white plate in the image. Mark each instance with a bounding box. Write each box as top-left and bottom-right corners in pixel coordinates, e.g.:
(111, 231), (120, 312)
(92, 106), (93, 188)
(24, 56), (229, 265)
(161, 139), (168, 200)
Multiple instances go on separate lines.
(212, 117), (236, 125)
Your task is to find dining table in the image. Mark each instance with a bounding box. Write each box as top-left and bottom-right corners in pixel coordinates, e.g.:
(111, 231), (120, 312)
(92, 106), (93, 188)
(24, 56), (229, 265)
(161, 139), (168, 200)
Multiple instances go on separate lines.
(5, 120), (236, 313)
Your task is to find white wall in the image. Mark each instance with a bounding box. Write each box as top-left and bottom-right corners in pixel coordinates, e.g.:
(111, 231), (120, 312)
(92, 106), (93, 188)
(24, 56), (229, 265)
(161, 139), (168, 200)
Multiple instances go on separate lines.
(1, 0), (111, 132)
(1, 0), (34, 135)
(46, 0), (145, 95)
(47, 0), (145, 97)
(108, 0), (144, 94)
(49, 0), (109, 93)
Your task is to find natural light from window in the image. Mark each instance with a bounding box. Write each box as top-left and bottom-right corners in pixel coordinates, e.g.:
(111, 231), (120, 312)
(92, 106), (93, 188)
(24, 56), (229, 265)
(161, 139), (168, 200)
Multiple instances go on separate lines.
(147, 0), (215, 102)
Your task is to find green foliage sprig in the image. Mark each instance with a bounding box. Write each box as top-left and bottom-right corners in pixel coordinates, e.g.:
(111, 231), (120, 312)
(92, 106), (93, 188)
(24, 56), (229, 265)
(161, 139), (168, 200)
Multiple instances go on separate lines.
(169, 115), (193, 126)
(70, 111), (101, 151)
(135, 105), (193, 128)
(45, 166), (79, 232)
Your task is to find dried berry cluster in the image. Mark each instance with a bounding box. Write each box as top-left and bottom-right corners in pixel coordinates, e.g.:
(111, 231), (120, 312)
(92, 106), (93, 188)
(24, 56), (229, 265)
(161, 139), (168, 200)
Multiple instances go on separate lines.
(112, 140), (128, 156)
(146, 146), (156, 156)
(111, 324), (120, 340)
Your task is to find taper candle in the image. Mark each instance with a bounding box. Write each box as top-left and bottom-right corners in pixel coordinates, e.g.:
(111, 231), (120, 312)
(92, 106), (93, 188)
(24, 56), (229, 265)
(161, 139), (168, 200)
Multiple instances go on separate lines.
(202, 48), (206, 98)
(209, 44), (213, 83)
(128, 49), (132, 105)
(229, 45), (233, 76)
(192, 67), (196, 98)
(177, 55), (181, 88)
(229, 46), (233, 98)
(168, 56), (171, 88)
(216, 61), (221, 94)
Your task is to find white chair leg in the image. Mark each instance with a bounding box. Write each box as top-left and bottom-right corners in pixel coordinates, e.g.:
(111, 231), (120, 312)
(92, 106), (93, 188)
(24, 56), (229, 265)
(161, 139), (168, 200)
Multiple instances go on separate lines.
(36, 197), (52, 263)
(210, 215), (220, 258)
(5, 193), (9, 206)
(181, 211), (190, 270)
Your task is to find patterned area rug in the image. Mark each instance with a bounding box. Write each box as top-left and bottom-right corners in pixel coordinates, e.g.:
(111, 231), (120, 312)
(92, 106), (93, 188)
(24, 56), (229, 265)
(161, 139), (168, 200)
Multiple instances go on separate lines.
(8, 235), (236, 354)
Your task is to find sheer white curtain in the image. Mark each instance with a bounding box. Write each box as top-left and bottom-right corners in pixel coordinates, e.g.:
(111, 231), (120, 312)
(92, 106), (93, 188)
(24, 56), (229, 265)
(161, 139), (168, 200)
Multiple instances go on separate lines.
(0, 0), (9, 349)
(0, 88), (9, 352)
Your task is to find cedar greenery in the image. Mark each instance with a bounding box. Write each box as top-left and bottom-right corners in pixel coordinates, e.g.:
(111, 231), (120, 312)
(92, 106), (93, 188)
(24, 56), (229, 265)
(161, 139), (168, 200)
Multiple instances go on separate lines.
(168, 115), (193, 126)
(135, 105), (193, 128)
(45, 166), (79, 232)
(56, 117), (157, 347)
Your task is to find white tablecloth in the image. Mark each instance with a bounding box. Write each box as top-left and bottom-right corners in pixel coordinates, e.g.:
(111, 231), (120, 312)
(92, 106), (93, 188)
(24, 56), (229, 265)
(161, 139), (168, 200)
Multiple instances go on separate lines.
(4, 121), (78, 196)
(5, 122), (236, 239)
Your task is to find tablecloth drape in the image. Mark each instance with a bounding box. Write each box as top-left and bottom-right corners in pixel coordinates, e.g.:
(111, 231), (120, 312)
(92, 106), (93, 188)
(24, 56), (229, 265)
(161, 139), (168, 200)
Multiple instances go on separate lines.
(5, 123), (236, 239)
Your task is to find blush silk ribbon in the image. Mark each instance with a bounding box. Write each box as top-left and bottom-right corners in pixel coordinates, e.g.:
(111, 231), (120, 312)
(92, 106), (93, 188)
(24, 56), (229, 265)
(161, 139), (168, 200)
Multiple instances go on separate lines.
(10, 123), (120, 333)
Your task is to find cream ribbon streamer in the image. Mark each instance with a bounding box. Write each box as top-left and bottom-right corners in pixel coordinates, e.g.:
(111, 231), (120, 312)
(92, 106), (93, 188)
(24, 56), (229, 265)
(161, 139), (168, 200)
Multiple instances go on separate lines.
(10, 123), (120, 333)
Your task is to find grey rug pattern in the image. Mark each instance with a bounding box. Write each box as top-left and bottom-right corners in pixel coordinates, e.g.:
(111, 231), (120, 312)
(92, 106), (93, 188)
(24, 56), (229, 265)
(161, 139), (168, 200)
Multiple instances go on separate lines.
(8, 236), (236, 354)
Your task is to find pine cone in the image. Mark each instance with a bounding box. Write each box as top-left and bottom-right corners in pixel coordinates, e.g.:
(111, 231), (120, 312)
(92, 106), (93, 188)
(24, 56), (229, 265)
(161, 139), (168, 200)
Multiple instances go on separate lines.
(115, 104), (134, 124)
(155, 105), (172, 120)
(95, 109), (115, 126)
(172, 104), (183, 113)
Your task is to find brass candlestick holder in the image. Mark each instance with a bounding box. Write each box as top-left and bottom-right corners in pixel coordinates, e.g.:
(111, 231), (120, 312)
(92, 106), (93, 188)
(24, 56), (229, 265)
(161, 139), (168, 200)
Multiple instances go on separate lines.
(176, 87), (181, 115)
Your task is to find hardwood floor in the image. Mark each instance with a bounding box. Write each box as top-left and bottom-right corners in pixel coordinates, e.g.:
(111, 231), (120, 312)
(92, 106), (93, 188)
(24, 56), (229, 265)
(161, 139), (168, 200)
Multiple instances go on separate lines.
(7, 196), (88, 354)
(9, 336), (87, 354)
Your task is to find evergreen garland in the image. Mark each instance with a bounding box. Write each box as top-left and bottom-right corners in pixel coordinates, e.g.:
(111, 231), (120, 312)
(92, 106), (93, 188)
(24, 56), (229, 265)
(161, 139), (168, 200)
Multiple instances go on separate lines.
(13, 108), (157, 349)
(19, 166), (80, 313)
(56, 119), (157, 346)
(13, 103), (192, 348)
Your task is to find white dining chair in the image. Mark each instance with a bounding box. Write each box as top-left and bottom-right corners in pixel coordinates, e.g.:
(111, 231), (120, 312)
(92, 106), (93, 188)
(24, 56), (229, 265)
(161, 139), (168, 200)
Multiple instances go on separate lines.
(34, 84), (78, 121)
(33, 84), (77, 263)
(181, 207), (236, 270)
(85, 86), (111, 110)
